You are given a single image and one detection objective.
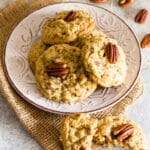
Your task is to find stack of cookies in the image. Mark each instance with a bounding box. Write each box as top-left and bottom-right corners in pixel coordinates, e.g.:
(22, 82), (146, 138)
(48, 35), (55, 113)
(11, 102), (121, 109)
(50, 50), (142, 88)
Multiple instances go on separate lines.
(28, 10), (127, 103)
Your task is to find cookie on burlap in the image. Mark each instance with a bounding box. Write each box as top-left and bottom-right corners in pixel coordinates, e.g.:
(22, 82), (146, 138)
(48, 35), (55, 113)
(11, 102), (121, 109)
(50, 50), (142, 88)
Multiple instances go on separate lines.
(28, 41), (49, 73)
(94, 116), (146, 150)
(60, 113), (98, 150)
(41, 10), (95, 45)
(35, 44), (97, 103)
(81, 32), (127, 87)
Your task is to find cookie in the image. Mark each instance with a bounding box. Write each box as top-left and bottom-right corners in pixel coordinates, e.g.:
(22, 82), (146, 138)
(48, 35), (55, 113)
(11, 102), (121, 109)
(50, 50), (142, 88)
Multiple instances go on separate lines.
(28, 41), (49, 73)
(94, 116), (146, 150)
(70, 30), (106, 49)
(60, 113), (98, 150)
(35, 44), (97, 103)
(81, 32), (127, 87)
(41, 10), (95, 45)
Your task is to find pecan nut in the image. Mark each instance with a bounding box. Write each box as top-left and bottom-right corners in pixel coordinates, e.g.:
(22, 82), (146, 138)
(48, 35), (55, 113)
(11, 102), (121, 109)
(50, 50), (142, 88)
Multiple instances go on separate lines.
(106, 43), (119, 64)
(90, 0), (107, 3)
(113, 124), (134, 141)
(64, 11), (77, 22)
(135, 9), (148, 24)
(118, 0), (134, 7)
(141, 34), (150, 48)
(46, 63), (69, 77)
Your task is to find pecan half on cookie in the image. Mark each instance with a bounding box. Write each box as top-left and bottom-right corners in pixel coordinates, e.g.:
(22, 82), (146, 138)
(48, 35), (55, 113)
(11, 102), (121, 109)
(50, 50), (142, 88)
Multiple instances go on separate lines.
(64, 10), (77, 22)
(106, 43), (119, 64)
(118, 0), (134, 7)
(113, 124), (134, 141)
(46, 63), (69, 77)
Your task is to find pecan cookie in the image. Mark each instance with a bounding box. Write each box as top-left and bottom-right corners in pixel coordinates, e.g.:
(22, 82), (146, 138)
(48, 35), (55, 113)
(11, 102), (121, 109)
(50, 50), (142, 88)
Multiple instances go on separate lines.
(35, 44), (97, 103)
(70, 30), (106, 49)
(60, 113), (98, 150)
(42, 10), (95, 45)
(28, 41), (49, 73)
(81, 31), (127, 87)
(94, 116), (146, 150)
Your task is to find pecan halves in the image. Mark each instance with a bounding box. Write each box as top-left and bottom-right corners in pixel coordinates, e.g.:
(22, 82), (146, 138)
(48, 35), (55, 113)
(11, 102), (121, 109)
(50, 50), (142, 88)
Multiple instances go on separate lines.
(90, 0), (107, 3)
(113, 124), (134, 141)
(141, 34), (150, 48)
(135, 9), (148, 24)
(64, 11), (77, 22)
(118, 0), (134, 7)
(106, 43), (119, 64)
(46, 63), (69, 77)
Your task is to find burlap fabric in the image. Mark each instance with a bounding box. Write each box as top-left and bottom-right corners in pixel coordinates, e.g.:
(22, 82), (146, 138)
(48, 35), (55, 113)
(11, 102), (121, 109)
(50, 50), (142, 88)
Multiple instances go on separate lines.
(0, 0), (144, 149)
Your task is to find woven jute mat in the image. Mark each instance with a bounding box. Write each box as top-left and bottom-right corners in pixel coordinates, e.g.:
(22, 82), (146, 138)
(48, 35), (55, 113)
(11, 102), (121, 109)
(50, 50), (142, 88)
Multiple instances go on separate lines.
(0, 0), (144, 149)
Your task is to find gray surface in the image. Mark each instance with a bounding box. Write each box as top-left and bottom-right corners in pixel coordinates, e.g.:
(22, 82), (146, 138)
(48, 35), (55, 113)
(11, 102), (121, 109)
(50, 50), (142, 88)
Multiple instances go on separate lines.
(0, 95), (41, 150)
(0, 0), (150, 149)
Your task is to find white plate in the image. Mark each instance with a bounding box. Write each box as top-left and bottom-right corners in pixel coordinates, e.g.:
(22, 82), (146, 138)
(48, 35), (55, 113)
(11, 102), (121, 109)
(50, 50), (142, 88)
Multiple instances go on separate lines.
(3, 2), (141, 114)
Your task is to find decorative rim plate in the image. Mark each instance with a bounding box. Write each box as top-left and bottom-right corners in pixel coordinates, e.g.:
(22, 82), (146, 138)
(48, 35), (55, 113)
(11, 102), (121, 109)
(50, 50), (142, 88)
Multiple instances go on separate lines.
(3, 2), (141, 114)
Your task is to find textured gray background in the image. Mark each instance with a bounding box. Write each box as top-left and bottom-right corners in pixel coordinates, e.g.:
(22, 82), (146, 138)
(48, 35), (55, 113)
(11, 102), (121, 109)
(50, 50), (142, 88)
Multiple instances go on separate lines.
(0, 0), (150, 149)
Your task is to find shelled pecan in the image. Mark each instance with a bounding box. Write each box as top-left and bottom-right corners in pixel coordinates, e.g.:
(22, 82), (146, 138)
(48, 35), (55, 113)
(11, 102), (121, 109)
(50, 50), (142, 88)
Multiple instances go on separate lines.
(141, 34), (150, 48)
(118, 0), (134, 7)
(135, 9), (148, 24)
(113, 124), (134, 141)
(106, 43), (119, 64)
(46, 63), (69, 77)
(64, 11), (77, 22)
